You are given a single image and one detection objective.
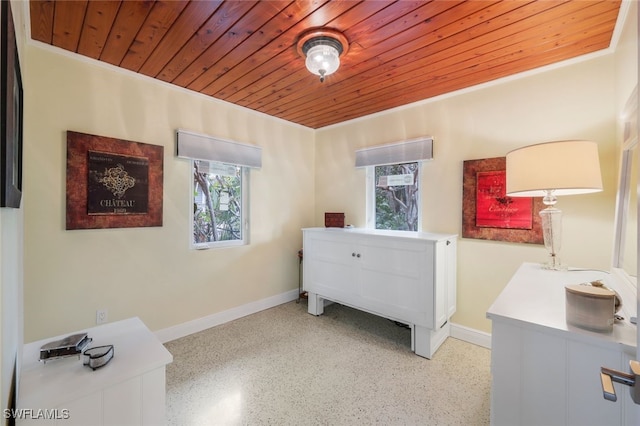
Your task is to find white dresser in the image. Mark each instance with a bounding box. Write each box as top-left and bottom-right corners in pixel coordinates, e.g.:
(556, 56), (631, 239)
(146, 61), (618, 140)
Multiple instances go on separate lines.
(17, 317), (173, 426)
(487, 263), (637, 426)
(302, 227), (457, 359)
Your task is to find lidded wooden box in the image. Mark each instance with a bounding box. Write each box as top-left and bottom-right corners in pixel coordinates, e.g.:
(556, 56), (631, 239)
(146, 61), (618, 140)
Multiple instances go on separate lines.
(324, 212), (345, 228)
(565, 282), (620, 332)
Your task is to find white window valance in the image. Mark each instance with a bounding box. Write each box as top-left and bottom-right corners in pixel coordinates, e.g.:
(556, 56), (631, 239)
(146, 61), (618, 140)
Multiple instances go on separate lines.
(355, 137), (434, 168)
(176, 129), (262, 169)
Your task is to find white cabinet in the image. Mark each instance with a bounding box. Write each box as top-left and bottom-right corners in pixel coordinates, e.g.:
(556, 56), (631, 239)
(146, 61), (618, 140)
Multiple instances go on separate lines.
(302, 227), (457, 359)
(487, 263), (638, 426)
(16, 317), (173, 426)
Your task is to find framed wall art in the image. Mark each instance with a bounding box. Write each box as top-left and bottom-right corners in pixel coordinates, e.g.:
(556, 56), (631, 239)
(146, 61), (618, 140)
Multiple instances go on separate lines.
(66, 131), (163, 230)
(462, 157), (543, 244)
(0, 0), (23, 208)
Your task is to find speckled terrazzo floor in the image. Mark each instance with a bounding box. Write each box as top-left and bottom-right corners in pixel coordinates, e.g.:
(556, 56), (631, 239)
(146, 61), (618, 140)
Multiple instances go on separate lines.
(164, 301), (491, 426)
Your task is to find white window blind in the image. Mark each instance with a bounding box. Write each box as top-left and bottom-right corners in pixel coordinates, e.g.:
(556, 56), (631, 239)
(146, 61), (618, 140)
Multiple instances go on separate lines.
(177, 129), (262, 169)
(355, 137), (433, 168)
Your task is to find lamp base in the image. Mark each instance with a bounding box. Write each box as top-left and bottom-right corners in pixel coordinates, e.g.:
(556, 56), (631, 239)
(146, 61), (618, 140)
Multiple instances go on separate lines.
(539, 201), (565, 271)
(541, 255), (567, 271)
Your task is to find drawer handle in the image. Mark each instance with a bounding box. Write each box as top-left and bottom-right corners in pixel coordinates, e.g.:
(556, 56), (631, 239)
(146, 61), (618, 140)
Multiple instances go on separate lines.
(352, 252), (356, 257)
(357, 253), (361, 258)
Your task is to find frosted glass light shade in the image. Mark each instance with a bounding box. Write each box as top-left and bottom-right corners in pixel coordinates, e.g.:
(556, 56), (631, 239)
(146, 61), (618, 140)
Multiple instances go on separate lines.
(299, 33), (345, 82)
(305, 44), (340, 80)
(506, 140), (603, 197)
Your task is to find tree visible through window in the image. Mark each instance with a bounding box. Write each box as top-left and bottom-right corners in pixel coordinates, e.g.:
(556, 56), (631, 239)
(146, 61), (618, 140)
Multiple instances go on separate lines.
(374, 162), (419, 231)
(192, 160), (246, 247)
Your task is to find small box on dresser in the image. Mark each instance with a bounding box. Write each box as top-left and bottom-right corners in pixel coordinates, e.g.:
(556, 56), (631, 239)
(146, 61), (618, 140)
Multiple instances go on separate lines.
(324, 212), (345, 228)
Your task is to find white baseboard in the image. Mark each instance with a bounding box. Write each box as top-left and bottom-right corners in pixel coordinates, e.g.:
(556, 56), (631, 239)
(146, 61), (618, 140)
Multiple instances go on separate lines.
(450, 322), (492, 349)
(155, 290), (493, 351)
(155, 289), (299, 343)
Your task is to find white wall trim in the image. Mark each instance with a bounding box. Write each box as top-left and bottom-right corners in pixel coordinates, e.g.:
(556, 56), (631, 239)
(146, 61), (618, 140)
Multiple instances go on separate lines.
(318, 47), (615, 132)
(450, 322), (492, 349)
(155, 289), (299, 343)
(156, 291), (493, 352)
(26, 40), (312, 133)
(23, 0), (630, 136)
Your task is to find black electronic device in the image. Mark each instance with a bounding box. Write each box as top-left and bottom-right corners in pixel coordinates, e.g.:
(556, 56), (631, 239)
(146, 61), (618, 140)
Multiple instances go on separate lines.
(39, 333), (92, 363)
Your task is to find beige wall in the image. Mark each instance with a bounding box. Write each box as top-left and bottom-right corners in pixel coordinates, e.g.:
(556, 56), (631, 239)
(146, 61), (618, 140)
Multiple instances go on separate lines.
(23, 45), (315, 342)
(1, 209), (22, 414)
(18, 2), (637, 343)
(315, 55), (620, 334)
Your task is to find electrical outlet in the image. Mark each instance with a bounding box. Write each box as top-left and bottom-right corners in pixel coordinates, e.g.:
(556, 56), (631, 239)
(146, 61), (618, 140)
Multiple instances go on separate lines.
(96, 309), (108, 325)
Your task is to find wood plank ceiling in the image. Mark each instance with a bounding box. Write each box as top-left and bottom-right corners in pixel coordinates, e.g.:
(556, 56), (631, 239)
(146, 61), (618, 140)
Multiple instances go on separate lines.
(29, 0), (622, 129)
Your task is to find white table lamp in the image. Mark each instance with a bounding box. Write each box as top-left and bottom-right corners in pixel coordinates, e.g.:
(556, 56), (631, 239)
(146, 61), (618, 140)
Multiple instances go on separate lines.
(506, 140), (603, 270)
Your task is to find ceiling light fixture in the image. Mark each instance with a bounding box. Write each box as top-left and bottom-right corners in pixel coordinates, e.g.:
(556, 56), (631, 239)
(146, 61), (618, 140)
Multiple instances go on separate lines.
(297, 29), (348, 83)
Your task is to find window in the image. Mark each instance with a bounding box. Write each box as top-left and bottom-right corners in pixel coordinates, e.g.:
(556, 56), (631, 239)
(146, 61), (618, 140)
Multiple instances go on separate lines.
(357, 137), (432, 232)
(192, 160), (248, 248)
(177, 129), (261, 249)
(367, 162), (421, 231)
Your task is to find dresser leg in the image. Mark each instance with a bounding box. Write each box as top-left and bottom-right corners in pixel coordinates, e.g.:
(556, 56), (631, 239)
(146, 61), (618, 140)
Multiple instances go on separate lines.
(413, 323), (450, 359)
(307, 292), (324, 316)
(413, 325), (432, 359)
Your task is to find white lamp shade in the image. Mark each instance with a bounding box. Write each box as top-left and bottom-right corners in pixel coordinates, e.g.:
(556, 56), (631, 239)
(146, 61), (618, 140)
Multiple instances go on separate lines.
(506, 140), (603, 197)
(305, 44), (340, 77)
